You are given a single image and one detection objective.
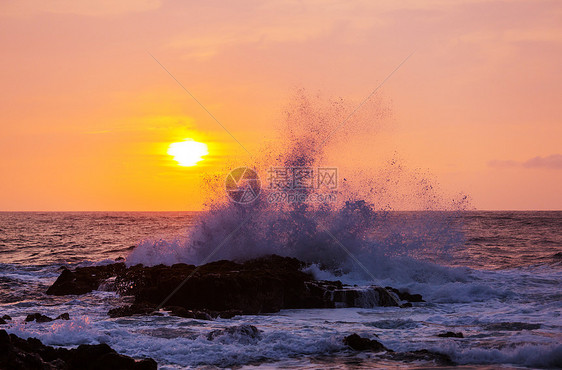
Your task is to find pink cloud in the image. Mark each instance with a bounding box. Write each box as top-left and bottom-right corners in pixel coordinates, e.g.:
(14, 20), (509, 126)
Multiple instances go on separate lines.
(489, 154), (562, 169)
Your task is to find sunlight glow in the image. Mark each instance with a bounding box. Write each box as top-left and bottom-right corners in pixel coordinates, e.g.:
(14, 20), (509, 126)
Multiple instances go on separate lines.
(167, 139), (209, 167)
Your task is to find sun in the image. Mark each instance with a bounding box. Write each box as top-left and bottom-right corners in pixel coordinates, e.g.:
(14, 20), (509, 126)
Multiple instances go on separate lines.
(167, 139), (209, 167)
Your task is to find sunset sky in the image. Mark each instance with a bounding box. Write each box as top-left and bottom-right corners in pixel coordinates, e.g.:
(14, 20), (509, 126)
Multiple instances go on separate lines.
(1, 0), (561, 211)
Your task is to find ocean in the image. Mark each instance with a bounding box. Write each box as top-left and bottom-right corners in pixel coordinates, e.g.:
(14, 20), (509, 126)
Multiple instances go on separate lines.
(0, 211), (561, 368)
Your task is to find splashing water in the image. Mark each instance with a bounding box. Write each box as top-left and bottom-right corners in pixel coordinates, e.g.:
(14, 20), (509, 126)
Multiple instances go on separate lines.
(127, 90), (469, 283)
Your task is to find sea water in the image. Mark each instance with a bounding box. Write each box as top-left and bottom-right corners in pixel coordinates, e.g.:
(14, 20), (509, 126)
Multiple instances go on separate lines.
(1, 211), (561, 368)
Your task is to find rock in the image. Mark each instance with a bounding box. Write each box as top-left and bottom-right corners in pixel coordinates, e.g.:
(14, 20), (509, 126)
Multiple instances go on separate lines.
(69, 343), (157, 369)
(327, 284), (400, 308)
(166, 306), (213, 320)
(0, 318), (5, 325)
(46, 263), (126, 296)
(108, 303), (157, 318)
(207, 324), (262, 344)
(55, 313), (70, 321)
(108, 304), (222, 320)
(2, 315), (11, 321)
(0, 330), (157, 369)
(437, 331), (464, 338)
(47, 255), (418, 316)
(114, 256), (313, 314)
(113, 255), (400, 314)
(25, 313), (53, 323)
(343, 333), (387, 352)
(385, 287), (425, 303)
(25, 313), (71, 323)
(217, 310), (244, 319)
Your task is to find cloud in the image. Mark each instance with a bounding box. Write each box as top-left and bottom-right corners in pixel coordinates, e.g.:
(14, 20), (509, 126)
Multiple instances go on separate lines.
(489, 154), (562, 169)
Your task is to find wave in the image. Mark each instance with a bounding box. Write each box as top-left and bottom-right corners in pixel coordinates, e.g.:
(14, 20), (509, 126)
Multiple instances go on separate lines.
(126, 91), (470, 288)
(443, 342), (562, 368)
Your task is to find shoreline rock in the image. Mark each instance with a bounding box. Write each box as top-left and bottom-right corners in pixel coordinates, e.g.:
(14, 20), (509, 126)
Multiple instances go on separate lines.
(437, 331), (464, 338)
(343, 333), (387, 352)
(343, 333), (454, 366)
(25, 313), (70, 323)
(0, 329), (157, 369)
(385, 287), (425, 303)
(46, 263), (126, 296)
(47, 255), (421, 317)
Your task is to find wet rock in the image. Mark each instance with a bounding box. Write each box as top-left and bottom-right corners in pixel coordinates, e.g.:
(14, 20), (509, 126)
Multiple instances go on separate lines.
(47, 255), (417, 316)
(166, 306), (213, 320)
(108, 304), (225, 320)
(385, 287), (425, 303)
(0, 318), (5, 325)
(343, 333), (387, 352)
(108, 303), (158, 318)
(328, 285), (400, 308)
(437, 331), (464, 338)
(69, 343), (157, 370)
(2, 315), (11, 321)
(0, 330), (157, 369)
(114, 255), (400, 313)
(46, 263), (126, 296)
(25, 313), (71, 323)
(207, 324), (262, 344)
(55, 313), (70, 321)
(114, 256), (315, 314)
(25, 313), (53, 323)
(217, 310), (244, 319)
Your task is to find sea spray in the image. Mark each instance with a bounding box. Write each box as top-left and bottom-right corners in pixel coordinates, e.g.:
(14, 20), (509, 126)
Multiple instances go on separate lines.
(127, 90), (469, 284)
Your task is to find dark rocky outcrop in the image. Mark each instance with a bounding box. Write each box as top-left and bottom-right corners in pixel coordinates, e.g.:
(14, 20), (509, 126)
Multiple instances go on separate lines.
(437, 331), (464, 338)
(56, 313), (70, 321)
(46, 263), (126, 296)
(0, 329), (157, 370)
(24, 313), (70, 323)
(107, 303), (158, 318)
(165, 306), (213, 320)
(343, 333), (454, 366)
(207, 324), (262, 344)
(107, 303), (242, 320)
(343, 333), (387, 352)
(385, 287), (425, 303)
(47, 255), (413, 317)
(25, 313), (53, 323)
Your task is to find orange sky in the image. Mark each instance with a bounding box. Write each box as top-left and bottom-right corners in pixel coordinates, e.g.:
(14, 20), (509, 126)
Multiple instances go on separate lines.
(1, 0), (561, 211)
